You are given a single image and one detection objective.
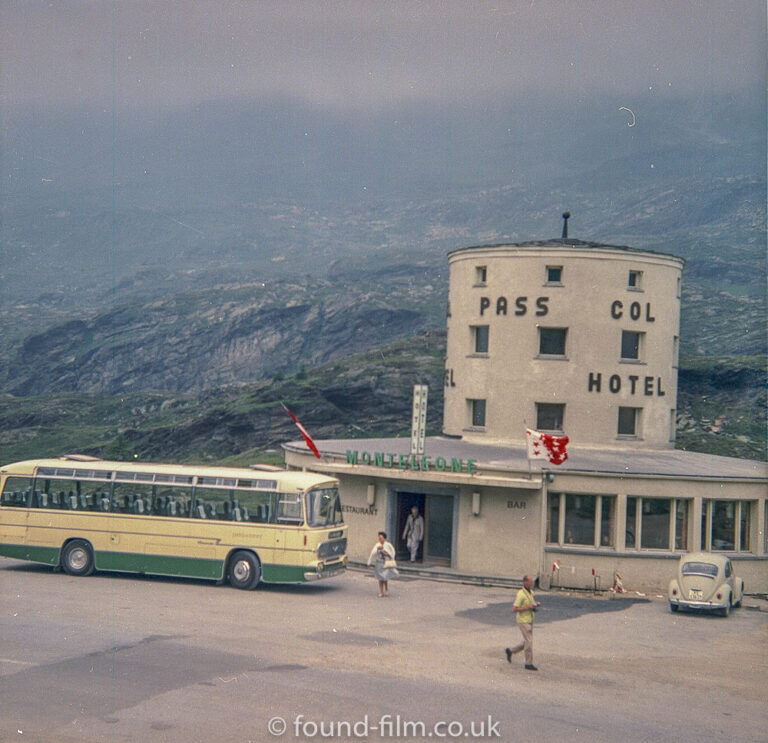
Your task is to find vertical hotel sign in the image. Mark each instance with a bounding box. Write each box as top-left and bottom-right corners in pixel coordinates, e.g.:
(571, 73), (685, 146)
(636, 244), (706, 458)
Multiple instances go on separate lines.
(410, 384), (428, 455)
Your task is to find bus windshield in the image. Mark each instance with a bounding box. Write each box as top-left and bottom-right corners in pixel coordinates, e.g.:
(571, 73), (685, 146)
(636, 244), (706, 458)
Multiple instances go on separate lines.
(306, 487), (343, 527)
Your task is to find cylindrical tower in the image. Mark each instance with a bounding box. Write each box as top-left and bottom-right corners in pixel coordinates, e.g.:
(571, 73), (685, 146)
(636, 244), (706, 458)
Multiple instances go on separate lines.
(443, 238), (684, 449)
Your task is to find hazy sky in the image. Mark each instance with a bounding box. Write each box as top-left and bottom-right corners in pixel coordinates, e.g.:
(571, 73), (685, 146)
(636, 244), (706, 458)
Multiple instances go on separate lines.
(2, 0), (765, 113)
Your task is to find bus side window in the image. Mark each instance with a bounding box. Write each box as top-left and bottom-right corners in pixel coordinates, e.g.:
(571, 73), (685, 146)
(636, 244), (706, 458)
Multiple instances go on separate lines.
(1, 477), (34, 506)
(277, 493), (303, 523)
(194, 488), (230, 520)
(236, 491), (274, 523)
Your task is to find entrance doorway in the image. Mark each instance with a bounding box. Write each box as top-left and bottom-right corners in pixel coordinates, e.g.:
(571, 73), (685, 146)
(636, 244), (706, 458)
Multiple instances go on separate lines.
(395, 491), (454, 566)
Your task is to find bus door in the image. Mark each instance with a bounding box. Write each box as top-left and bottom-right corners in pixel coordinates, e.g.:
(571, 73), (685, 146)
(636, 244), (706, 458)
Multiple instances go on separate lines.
(271, 491), (304, 574)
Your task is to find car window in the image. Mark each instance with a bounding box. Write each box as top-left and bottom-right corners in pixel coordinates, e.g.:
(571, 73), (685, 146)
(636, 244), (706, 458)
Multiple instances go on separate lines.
(724, 561), (732, 577)
(681, 561), (718, 578)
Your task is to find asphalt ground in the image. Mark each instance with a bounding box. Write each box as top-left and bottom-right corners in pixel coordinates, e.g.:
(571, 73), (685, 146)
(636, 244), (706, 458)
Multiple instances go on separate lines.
(1, 558), (766, 743)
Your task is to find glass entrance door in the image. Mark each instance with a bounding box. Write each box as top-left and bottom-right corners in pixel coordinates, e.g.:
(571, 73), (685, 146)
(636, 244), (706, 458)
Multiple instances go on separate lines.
(425, 494), (453, 566)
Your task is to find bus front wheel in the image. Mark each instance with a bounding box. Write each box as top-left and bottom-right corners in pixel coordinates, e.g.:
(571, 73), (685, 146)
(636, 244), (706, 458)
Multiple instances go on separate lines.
(228, 551), (261, 590)
(61, 540), (95, 577)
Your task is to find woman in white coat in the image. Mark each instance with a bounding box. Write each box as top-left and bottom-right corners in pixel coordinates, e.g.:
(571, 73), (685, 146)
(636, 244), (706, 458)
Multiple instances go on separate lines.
(367, 531), (398, 597)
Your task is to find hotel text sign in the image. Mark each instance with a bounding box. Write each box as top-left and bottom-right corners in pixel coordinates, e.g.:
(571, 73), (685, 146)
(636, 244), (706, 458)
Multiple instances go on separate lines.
(444, 297), (668, 395)
(346, 450), (477, 474)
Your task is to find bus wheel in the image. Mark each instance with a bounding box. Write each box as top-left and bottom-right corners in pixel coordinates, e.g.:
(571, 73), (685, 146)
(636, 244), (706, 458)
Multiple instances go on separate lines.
(228, 551), (261, 590)
(61, 540), (95, 577)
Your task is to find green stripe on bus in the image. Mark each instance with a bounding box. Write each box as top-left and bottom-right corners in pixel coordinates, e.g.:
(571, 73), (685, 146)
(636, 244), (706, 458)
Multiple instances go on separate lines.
(261, 563), (313, 583)
(95, 550), (225, 580)
(0, 543), (59, 565)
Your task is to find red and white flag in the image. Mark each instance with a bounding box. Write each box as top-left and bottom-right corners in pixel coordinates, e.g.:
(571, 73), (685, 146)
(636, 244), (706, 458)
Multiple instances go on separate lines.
(281, 403), (321, 459)
(525, 428), (569, 465)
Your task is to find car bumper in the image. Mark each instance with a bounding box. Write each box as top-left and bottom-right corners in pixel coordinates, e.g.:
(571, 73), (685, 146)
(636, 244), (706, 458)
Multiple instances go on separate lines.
(670, 599), (727, 611)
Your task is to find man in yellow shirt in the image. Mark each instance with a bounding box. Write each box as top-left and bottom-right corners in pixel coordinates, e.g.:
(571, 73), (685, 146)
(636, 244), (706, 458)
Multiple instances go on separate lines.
(505, 574), (541, 670)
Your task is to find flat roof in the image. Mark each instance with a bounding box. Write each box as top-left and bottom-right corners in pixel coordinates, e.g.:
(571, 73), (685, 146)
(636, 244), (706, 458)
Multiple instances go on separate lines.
(284, 436), (767, 481)
(448, 238), (684, 264)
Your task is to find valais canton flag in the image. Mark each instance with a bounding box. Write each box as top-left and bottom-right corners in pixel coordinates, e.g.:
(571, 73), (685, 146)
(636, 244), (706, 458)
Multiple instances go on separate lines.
(281, 403), (321, 459)
(525, 428), (569, 466)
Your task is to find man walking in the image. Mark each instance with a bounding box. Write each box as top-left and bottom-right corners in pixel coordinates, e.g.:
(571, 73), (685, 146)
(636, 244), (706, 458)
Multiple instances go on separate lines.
(402, 505), (424, 562)
(505, 574), (541, 671)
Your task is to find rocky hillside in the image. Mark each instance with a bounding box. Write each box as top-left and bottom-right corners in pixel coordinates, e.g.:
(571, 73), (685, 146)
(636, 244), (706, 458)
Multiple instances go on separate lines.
(0, 332), (764, 465)
(1, 271), (444, 395)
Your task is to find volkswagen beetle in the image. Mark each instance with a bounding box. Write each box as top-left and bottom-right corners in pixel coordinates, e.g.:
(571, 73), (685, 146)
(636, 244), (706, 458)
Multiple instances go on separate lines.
(668, 552), (744, 616)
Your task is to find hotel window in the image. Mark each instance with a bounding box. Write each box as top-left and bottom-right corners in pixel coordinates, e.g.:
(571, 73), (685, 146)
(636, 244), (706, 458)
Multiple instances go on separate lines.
(618, 407), (641, 437)
(539, 327), (567, 356)
(469, 399), (486, 427)
(625, 497), (691, 551)
(546, 265), (563, 284)
(546, 493), (616, 548)
(669, 409), (677, 443)
(536, 402), (565, 432)
(471, 325), (489, 353)
(547, 495), (560, 543)
(628, 270), (643, 289)
(701, 500), (752, 552)
(475, 266), (487, 285)
(620, 330), (643, 361)
(675, 499), (689, 550)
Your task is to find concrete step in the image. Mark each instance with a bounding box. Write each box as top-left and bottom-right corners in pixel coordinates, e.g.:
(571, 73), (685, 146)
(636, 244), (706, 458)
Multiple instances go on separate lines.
(349, 560), (522, 588)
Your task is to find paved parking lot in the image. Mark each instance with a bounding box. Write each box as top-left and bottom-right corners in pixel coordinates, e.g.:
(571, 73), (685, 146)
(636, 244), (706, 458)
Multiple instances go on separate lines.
(1, 559), (766, 742)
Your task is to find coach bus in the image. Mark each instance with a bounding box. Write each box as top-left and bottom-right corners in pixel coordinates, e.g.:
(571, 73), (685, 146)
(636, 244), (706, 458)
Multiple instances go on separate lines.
(0, 456), (346, 589)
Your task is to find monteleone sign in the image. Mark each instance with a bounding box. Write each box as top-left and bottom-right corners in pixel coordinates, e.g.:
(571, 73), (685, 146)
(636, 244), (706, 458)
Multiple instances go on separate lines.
(346, 450), (477, 474)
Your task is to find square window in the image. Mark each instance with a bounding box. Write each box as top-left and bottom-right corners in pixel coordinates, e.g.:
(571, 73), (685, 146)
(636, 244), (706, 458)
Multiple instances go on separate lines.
(625, 497), (637, 548)
(621, 330), (642, 360)
(536, 402), (565, 431)
(618, 407), (640, 436)
(628, 270), (643, 289)
(641, 498), (671, 549)
(740, 502), (751, 551)
(547, 492), (560, 543)
(564, 494), (596, 545)
(475, 266), (487, 285)
(712, 500), (735, 550)
(600, 496), (615, 547)
(546, 266), (563, 283)
(675, 500), (689, 550)
(469, 399), (486, 427)
(539, 327), (567, 356)
(472, 325), (489, 353)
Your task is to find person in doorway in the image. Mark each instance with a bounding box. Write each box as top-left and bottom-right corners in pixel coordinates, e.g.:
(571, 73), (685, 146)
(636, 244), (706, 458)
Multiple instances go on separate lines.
(367, 531), (398, 597)
(505, 574), (541, 670)
(402, 505), (424, 562)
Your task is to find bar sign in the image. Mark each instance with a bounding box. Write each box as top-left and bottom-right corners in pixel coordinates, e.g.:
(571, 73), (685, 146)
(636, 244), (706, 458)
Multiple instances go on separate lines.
(410, 384), (428, 455)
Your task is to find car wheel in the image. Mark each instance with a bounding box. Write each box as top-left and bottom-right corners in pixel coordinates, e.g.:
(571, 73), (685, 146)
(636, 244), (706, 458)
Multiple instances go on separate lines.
(228, 550), (261, 590)
(61, 539), (95, 577)
(719, 602), (730, 617)
(669, 603), (679, 613)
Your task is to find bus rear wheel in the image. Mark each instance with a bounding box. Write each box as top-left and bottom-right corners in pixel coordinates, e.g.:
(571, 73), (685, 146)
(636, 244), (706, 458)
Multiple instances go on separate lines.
(61, 540), (95, 577)
(228, 551), (261, 590)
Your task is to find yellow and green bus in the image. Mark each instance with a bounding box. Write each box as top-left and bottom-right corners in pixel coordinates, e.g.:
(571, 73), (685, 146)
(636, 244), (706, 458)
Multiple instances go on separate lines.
(0, 456), (347, 589)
